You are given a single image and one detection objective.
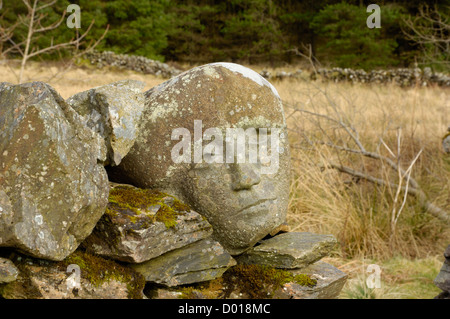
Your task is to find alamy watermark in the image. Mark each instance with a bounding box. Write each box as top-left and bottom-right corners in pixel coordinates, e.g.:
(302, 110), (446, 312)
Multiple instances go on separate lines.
(170, 120), (283, 175)
(366, 264), (382, 288)
(66, 264), (81, 292)
(66, 4), (81, 29)
(367, 4), (381, 29)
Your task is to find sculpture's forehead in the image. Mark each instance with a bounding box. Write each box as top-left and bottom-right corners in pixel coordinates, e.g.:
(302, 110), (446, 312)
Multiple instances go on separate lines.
(144, 63), (285, 130)
(131, 63), (288, 185)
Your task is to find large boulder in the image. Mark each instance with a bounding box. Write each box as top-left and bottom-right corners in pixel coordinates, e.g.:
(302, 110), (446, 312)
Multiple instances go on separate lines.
(108, 63), (291, 255)
(82, 184), (213, 263)
(0, 82), (109, 261)
(66, 79), (145, 166)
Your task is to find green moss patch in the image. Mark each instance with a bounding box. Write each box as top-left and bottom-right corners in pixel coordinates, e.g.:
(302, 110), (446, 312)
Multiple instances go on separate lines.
(59, 250), (145, 299)
(107, 186), (190, 229)
(222, 264), (317, 299)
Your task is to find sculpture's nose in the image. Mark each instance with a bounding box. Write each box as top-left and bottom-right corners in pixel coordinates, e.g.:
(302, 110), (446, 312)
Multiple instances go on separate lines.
(230, 163), (261, 190)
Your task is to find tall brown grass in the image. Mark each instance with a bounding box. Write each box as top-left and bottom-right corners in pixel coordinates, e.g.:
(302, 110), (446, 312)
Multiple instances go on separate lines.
(277, 78), (450, 260)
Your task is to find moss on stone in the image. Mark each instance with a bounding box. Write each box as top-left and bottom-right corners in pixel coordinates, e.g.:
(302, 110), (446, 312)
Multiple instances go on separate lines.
(177, 278), (225, 299)
(59, 250), (145, 299)
(107, 186), (190, 229)
(167, 264), (317, 299)
(222, 264), (317, 299)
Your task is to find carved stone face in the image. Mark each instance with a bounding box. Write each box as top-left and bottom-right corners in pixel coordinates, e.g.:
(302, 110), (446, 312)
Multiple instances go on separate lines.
(110, 63), (291, 254)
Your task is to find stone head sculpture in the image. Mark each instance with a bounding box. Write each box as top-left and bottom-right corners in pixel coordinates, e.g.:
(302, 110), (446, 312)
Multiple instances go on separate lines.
(109, 63), (291, 254)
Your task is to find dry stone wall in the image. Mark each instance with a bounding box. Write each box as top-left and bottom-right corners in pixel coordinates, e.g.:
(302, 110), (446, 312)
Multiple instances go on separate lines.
(0, 63), (347, 299)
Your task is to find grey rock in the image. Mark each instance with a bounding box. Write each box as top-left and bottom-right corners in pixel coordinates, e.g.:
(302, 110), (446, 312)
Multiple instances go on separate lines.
(272, 261), (348, 299)
(434, 259), (450, 292)
(152, 260), (347, 299)
(0, 81), (109, 261)
(67, 79), (145, 166)
(236, 232), (337, 269)
(108, 63), (291, 255)
(83, 184), (213, 263)
(0, 257), (19, 283)
(435, 291), (450, 299)
(444, 244), (450, 259)
(0, 252), (145, 299)
(443, 128), (450, 154)
(131, 238), (236, 287)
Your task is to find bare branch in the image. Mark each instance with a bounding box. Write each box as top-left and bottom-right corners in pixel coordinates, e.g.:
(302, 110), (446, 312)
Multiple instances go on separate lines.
(36, 0), (57, 11)
(34, 11), (66, 33)
(288, 43), (321, 77)
(328, 161), (449, 224)
(402, 4), (450, 67)
(285, 86), (449, 225)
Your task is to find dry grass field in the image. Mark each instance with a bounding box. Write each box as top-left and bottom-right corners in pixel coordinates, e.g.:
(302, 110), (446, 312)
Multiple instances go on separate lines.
(1, 60), (449, 299)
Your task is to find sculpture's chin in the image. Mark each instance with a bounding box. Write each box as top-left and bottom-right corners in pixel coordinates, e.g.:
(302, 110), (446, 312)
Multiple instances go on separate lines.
(211, 199), (286, 255)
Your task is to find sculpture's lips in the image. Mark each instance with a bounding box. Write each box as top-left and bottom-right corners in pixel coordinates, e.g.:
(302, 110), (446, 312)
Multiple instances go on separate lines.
(237, 198), (277, 215)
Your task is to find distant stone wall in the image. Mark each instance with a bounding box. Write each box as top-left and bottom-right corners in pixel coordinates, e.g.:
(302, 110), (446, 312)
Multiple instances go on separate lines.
(261, 67), (450, 87)
(315, 67), (450, 87)
(85, 51), (449, 87)
(85, 51), (182, 79)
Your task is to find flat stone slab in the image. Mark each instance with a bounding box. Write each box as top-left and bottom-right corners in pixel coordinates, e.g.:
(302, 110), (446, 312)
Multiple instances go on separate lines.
(82, 184), (213, 263)
(146, 261), (347, 299)
(236, 232), (337, 269)
(273, 261), (348, 299)
(0, 257), (19, 283)
(131, 238), (236, 287)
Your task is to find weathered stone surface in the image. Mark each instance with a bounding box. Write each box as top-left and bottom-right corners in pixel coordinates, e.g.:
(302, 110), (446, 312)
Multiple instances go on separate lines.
(0, 81), (109, 261)
(443, 128), (450, 154)
(236, 232), (337, 269)
(434, 256), (450, 292)
(83, 184), (213, 263)
(0, 251), (145, 299)
(67, 79), (145, 166)
(131, 238), (236, 287)
(147, 262), (345, 299)
(272, 261), (348, 299)
(0, 257), (19, 283)
(108, 63), (291, 255)
(445, 244), (450, 259)
(434, 260), (450, 291)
